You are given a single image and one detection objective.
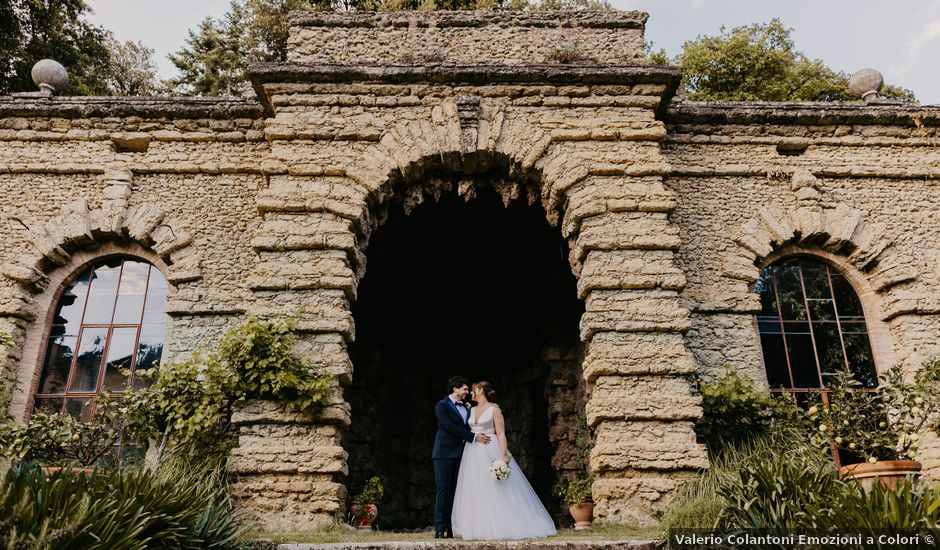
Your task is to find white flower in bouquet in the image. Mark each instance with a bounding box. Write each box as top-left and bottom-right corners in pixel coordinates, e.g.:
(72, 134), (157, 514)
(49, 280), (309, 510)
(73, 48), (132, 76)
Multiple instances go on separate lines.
(489, 459), (511, 481)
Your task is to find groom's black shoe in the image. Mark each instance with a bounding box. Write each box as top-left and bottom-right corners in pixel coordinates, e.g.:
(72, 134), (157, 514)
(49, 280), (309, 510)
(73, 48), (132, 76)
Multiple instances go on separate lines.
(445, 529), (454, 539)
(435, 531), (444, 539)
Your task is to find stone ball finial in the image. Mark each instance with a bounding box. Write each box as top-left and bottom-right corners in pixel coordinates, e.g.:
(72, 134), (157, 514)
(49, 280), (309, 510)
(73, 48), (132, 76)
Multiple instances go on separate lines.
(848, 68), (884, 101)
(31, 59), (69, 95)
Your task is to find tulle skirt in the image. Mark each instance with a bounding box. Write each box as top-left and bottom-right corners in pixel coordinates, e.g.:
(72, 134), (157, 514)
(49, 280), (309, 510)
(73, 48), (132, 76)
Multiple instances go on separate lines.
(451, 436), (557, 540)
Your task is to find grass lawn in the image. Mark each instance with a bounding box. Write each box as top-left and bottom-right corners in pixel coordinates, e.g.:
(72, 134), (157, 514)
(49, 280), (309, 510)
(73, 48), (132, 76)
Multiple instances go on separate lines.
(251, 523), (662, 545)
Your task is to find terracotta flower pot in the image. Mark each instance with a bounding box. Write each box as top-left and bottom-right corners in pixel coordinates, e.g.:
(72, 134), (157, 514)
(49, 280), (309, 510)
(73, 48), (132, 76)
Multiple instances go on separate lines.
(352, 502), (378, 531)
(839, 459), (922, 491)
(569, 501), (594, 530)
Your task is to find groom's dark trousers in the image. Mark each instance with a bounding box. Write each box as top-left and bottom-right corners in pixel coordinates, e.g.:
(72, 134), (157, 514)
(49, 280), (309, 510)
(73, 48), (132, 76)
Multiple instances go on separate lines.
(432, 397), (475, 536)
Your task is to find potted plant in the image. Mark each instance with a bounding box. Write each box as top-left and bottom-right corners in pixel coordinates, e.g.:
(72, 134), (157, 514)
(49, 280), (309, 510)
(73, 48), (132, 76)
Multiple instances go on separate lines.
(809, 360), (940, 490)
(553, 473), (594, 529)
(350, 476), (384, 531)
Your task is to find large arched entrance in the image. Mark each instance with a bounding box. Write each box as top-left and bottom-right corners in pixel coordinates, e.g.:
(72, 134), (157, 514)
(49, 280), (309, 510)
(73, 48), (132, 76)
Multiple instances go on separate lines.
(345, 177), (585, 529)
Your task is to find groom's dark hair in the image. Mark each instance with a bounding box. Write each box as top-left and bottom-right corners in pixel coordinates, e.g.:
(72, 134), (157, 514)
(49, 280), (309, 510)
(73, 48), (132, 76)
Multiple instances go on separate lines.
(447, 375), (470, 393)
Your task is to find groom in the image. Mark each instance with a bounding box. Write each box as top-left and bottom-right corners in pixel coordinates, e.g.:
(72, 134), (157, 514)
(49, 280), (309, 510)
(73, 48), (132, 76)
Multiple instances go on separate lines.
(432, 375), (491, 538)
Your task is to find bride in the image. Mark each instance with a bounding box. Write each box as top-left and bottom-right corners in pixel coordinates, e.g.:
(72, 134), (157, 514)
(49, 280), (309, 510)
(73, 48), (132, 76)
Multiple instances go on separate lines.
(451, 381), (557, 540)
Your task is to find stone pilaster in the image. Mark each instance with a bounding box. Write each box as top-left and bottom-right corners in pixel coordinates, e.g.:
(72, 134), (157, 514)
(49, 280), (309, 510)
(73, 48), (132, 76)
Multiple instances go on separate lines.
(227, 400), (350, 531)
(234, 174), (364, 530)
(563, 141), (707, 524)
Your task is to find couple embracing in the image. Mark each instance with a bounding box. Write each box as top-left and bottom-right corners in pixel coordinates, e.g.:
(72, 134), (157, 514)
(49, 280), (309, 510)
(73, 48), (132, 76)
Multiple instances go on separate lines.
(432, 376), (557, 540)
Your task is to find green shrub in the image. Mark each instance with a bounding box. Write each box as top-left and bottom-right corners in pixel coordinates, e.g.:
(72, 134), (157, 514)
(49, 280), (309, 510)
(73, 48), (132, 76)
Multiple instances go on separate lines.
(0, 392), (155, 467)
(669, 360), (940, 533)
(718, 450), (847, 529)
(663, 431), (829, 529)
(0, 462), (247, 549)
(667, 429), (940, 534)
(823, 480), (940, 531)
(695, 366), (810, 451)
(807, 361), (940, 462)
(125, 317), (335, 458)
(353, 476), (384, 504)
(553, 473), (594, 504)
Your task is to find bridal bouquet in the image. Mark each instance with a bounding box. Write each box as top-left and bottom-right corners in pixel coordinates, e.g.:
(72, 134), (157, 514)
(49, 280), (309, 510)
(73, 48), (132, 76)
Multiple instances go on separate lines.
(489, 459), (511, 481)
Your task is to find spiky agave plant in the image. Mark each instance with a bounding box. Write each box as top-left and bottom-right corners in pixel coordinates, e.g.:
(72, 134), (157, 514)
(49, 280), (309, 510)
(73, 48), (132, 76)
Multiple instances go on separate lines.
(0, 463), (247, 549)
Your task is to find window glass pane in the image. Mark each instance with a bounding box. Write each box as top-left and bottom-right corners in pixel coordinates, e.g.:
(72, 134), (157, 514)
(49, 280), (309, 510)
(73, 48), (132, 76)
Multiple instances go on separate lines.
(135, 328), (164, 383)
(113, 261), (150, 324)
(50, 270), (91, 339)
(69, 328), (108, 392)
(800, 263), (832, 300)
(755, 269), (778, 315)
(839, 320), (869, 335)
(812, 322), (846, 384)
(808, 299), (837, 321)
(65, 398), (94, 422)
(757, 317), (781, 334)
(844, 333), (877, 388)
(831, 271), (865, 320)
(38, 335), (76, 394)
(773, 265), (807, 320)
(102, 327), (137, 391)
(783, 327), (821, 388)
(83, 259), (122, 324)
(760, 333), (790, 388)
(34, 397), (64, 414)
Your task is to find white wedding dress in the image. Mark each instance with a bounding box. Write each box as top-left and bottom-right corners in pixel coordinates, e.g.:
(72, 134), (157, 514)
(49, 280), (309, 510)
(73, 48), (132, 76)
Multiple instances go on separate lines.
(451, 405), (557, 540)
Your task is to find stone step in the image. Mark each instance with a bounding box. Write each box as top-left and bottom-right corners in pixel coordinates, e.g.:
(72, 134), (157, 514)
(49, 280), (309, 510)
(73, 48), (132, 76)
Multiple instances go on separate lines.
(277, 540), (660, 550)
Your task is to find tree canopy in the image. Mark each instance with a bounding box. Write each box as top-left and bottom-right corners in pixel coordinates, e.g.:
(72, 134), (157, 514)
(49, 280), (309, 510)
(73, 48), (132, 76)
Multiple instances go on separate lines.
(0, 0), (160, 96)
(0, 0), (111, 95)
(649, 19), (914, 102)
(104, 32), (160, 96)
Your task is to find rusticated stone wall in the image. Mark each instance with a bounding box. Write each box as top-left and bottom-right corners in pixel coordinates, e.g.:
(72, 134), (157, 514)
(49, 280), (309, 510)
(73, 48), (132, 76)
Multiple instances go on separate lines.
(0, 10), (938, 532)
(246, 50), (707, 526)
(663, 102), (940, 477)
(286, 11), (647, 65)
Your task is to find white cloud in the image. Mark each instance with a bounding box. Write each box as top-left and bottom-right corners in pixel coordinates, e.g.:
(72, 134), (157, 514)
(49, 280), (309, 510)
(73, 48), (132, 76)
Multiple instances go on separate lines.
(889, 0), (940, 80)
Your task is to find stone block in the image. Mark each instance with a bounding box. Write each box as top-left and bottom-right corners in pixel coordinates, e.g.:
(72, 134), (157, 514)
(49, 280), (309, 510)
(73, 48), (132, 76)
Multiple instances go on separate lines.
(252, 288), (354, 340)
(125, 204), (165, 242)
(586, 374), (701, 425)
(582, 332), (698, 381)
(592, 476), (693, 525)
(591, 420), (708, 472)
(581, 289), (691, 338)
(572, 212), (681, 263)
(579, 250), (686, 298)
(252, 212), (357, 254)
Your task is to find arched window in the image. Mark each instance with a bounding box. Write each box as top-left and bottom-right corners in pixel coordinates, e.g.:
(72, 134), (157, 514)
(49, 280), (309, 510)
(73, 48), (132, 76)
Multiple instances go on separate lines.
(32, 257), (168, 419)
(756, 257), (877, 399)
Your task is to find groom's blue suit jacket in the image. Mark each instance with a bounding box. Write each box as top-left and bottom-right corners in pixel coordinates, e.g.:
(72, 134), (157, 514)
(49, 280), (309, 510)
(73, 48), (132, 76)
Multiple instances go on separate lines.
(432, 397), (475, 460)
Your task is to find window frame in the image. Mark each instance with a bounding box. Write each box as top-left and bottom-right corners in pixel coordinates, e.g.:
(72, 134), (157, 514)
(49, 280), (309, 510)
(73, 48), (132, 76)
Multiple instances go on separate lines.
(755, 254), (882, 466)
(29, 255), (168, 419)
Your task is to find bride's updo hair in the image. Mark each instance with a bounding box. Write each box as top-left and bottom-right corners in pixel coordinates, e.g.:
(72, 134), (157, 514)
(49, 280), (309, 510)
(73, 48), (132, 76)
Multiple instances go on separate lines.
(474, 381), (496, 401)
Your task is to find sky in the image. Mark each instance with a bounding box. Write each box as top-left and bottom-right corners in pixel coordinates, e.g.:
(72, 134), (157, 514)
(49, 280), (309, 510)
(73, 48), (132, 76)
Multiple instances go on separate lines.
(87, 0), (940, 104)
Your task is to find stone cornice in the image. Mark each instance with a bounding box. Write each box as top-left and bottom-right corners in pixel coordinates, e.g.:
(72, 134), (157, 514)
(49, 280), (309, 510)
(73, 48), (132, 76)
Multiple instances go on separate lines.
(249, 62), (682, 116)
(287, 9), (648, 29)
(0, 96), (263, 119)
(668, 101), (940, 127)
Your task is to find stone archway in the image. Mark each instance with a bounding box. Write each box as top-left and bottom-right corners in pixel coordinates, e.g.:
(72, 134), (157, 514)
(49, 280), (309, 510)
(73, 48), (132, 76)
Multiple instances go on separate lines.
(344, 172), (586, 528)
(240, 12), (710, 527)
